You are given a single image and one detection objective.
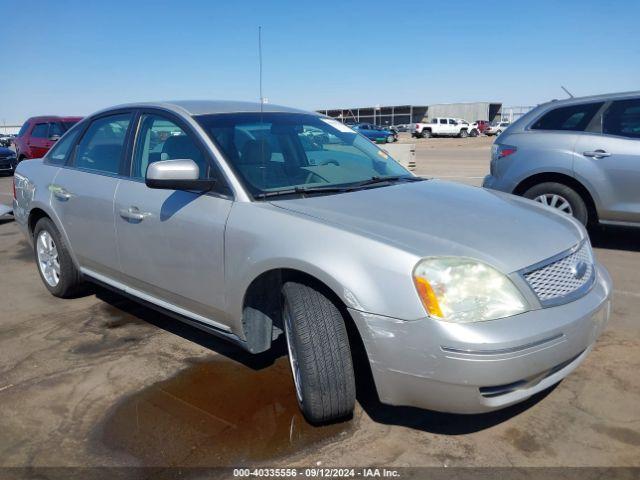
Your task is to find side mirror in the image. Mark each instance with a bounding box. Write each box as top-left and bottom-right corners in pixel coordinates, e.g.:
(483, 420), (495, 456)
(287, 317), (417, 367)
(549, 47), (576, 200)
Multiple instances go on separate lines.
(145, 159), (216, 192)
(49, 135), (61, 142)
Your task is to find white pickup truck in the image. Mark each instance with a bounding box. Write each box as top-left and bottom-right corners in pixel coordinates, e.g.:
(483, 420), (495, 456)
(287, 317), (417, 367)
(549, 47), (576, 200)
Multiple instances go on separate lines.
(412, 117), (477, 138)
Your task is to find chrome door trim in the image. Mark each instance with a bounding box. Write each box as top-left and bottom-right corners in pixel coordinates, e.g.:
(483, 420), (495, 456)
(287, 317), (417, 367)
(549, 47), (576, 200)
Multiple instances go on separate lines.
(80, 267), (232, 332)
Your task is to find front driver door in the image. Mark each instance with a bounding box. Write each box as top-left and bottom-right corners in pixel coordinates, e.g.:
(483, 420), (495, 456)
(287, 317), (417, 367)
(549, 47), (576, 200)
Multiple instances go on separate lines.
(114, 112), (233, 330)
(574, 98), (640, 224)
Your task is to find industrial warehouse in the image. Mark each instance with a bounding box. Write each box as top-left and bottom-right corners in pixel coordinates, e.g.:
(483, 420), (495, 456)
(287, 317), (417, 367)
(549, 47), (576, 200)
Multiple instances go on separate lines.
(317, 102), (533, 126)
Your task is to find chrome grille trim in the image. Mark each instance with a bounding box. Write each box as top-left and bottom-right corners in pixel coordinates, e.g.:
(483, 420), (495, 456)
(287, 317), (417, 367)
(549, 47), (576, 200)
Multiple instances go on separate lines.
(520, 240), (595, 307)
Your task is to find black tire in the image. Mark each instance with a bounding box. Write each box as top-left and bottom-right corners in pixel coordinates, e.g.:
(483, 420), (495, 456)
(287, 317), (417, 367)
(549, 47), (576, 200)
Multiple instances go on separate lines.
(523, 182), (589, 225)
(459, 129), (468, 138)
(282, 281), (356, 423)
(422, 129), (432, 139)
(33, 217), (84, 298)
(386, 134), (394, 143)
(470, 128), (479, 137)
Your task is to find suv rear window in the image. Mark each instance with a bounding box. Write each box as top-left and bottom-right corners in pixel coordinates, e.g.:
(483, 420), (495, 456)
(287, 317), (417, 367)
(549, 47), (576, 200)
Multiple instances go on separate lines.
(531, 102), (604, 132)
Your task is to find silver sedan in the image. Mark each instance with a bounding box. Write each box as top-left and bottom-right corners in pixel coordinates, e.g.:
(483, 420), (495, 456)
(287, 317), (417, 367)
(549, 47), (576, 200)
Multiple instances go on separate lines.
(14, 101), (611, 423)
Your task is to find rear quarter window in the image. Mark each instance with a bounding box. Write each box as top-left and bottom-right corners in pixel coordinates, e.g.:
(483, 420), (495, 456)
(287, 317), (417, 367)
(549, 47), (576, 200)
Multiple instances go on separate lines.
(603, 99), (640, 139)
(531, 102), (604, 132)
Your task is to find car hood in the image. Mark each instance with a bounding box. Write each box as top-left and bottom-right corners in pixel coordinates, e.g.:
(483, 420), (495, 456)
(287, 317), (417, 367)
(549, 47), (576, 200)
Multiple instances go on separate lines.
(271, 180), (584, 274)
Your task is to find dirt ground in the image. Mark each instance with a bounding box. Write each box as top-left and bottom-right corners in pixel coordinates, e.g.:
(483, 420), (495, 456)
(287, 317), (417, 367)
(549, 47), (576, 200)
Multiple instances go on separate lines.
(0, 139), (639, 474)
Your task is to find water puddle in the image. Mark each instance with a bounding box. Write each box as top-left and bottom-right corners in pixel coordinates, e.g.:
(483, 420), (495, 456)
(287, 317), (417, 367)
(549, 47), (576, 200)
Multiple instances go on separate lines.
(99, 356), (353, 466)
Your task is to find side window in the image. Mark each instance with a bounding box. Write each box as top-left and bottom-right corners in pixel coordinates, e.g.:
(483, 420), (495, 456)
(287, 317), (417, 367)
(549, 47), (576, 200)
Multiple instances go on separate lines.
(448, 119), (456, 124)
(74, 113), (132, 174)
(603, 99), (640, 139)
(49, 122), (66, 137)
(531, 102), (604, 132)
(132, 114), (210, 180)
(18, 122), (29, 137)
(31, 123), (49, 138)
(46, 128), (81, 165)
(439, 119), (447, 124)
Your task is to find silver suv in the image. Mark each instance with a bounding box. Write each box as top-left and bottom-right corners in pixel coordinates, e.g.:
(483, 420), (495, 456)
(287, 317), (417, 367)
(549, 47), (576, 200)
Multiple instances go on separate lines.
(483, 91), (640, 226)
(13, 101), (611, 423)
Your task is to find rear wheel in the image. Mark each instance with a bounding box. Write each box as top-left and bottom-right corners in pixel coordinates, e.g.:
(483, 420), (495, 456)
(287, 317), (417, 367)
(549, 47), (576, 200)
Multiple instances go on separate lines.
(282, 281), (356, 424)
(33, 217), (85, 297)
(459, 129), (468, 138)
(422, 129), (432, 139)
(386, 134), (394, 143)
(469, 128), (479, 137)
(523, 182), (589, 225)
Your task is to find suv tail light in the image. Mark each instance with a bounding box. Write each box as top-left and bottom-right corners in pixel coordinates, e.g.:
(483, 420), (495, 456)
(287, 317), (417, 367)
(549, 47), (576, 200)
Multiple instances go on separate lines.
(496, 144), (517, 159)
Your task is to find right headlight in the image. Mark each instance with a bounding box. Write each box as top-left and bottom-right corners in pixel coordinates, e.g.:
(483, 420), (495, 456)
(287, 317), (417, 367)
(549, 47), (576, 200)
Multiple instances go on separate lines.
(413, 257), (528, 323)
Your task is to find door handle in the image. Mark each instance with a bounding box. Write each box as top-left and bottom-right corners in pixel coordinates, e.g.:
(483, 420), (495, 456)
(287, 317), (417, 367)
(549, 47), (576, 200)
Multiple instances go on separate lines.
(49, 184), (74, 200)
(119, 206), (151, 222)
(583, 150), (611, 159)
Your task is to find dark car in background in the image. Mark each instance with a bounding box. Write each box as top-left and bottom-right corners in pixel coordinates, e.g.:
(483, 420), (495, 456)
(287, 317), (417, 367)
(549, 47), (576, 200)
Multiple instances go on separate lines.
(14, 116), (82, 162)
(0, 146), (17, 174)
(350, 123), (397, 143)
(0, 134), (15, 147)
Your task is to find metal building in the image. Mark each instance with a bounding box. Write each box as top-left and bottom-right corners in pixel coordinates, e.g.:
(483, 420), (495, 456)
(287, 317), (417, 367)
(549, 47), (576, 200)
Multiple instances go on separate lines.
(425, 102), (502, 122)
(317, 102), (503, 126)
(318, 105), (428, 127)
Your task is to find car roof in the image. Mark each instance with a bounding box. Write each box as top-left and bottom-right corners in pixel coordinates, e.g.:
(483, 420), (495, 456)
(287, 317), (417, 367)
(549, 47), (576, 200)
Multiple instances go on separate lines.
(26, 115), (83, 122)
(538, 90), (640, 108)
(98, 100), (317, 117)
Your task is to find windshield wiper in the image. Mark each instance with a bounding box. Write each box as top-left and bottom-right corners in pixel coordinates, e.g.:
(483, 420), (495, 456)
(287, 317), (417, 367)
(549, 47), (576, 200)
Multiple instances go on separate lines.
(254, 176), (425, 199)
(352, 175), (425, 188)
(254, 185), (353, 199)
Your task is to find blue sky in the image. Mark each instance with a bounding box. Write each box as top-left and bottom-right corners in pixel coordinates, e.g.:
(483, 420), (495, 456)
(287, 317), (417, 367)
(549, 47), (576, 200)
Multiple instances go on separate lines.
(2, 0), (639, 123)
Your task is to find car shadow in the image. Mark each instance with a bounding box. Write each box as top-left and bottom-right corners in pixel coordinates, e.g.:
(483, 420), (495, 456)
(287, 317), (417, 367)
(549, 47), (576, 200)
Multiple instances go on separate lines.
(589, 224), (640, 252)
(159, 190), (203, 222)
(94, 286), (554, 435)
(94, 288), (284, 370)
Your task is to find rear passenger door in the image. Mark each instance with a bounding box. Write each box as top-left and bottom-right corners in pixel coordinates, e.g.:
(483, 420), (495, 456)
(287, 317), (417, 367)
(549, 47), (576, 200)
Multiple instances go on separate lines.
(574, 98), (640, 223)
(50, 112), (133, 277)
(114, 111), (233, 330)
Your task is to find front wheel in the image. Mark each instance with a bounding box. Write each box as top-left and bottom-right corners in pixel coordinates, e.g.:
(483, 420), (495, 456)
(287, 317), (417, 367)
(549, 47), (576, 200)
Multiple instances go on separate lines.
(282, 281), (356, 424)
(523, 182), (589, 225)
(422, 130), (432, 139)
(469, 129), (479, 137)
(459, 129), (468, 138)
(386, 134), (394, 143)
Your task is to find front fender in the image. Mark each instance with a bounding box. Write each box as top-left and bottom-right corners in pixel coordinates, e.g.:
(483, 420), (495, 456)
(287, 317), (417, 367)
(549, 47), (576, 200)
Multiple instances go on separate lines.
(224, 202), (424, 334)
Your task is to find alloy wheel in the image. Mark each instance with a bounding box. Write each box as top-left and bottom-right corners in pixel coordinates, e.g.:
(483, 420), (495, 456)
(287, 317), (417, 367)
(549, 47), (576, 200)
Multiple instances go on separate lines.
(283, 302), (303, 403)
(534, 193), (574, 215)
(36, 230), (60, 287)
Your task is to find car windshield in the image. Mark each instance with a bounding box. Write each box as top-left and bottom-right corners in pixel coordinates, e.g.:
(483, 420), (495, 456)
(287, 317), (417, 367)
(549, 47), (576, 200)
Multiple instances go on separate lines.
(196, 113), (412, 197)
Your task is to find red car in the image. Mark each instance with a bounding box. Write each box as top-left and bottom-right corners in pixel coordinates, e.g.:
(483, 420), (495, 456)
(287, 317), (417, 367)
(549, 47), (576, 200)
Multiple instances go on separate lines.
(14, 116), (82, 162)
(475, 120), (490, 134)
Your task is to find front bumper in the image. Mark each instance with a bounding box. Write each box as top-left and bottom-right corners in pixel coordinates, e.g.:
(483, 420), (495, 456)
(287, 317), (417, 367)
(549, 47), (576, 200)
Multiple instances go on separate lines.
(349, 263), (612, 414)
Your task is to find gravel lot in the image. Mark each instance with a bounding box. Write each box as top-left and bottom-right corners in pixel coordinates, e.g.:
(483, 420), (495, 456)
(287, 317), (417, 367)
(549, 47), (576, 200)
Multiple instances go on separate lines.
(0, 138), (638, 472)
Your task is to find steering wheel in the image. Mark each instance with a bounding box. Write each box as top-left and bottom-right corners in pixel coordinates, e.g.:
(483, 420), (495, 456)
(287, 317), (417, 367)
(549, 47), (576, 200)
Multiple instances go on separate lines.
(320, 159), (339, 166)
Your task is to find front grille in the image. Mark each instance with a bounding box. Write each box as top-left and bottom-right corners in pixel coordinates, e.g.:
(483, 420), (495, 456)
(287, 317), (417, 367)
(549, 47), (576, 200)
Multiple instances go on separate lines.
(523, 241), (594, 305)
